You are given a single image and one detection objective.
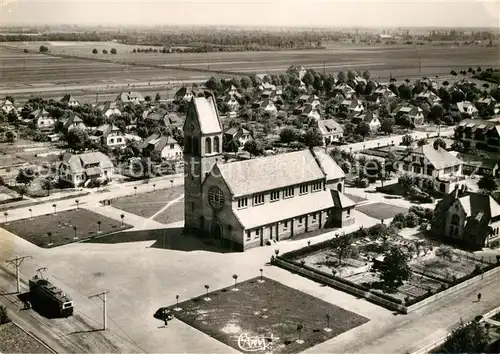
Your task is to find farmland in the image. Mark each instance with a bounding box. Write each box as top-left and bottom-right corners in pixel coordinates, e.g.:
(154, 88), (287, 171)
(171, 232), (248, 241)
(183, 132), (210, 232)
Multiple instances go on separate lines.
(1, 41), (499, 103)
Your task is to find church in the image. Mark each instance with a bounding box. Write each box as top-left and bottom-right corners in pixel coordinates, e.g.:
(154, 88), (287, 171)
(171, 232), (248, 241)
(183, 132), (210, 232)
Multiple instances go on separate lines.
(183, 93), (356, 251)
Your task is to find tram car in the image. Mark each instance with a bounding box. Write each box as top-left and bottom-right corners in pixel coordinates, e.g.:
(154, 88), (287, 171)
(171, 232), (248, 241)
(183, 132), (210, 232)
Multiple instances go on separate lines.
(29, 276), (74, 318)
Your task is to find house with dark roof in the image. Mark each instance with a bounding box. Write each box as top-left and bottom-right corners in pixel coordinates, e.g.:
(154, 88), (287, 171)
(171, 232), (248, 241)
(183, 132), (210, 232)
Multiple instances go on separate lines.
(182, 94), (354, 251)
(60, 94), (80, 107)
(352, 111), (381, 132)
(373, 85), (397, 99)
(60, 113), (86, 132)
(451, 152), (499, 177)
(116, 91), (145, 105)
(392, 104), (425, 126)
(340, 99), (364, 114)
(141, 133), (183, 162)
(224, 126), (253, 149)
(91, 124), (126, 149)
(96, 101), (121, 118)
(334, 83), (355, 98)
(416, 90), (441, 105)
(431, 187), (500, 248)
(175, 86), (196, 102)
(455, 119), (500, 152)
(318, 119), (343, 146)
(399, 144), (464, 193)
(30, 108), (55, 132)
(58, 151), (114, 187)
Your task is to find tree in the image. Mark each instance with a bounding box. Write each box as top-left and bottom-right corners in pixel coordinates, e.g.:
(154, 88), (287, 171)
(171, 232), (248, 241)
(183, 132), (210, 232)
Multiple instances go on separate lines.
(16, 167), (35, 188)
(304, 127), (323, 147)
(302, 71), (315, 87)
(401, 134), (414, 147)
(155, 93), (161, 102)
(110, 48), (117, 54)
(417, 138), (428, 146)
(5, 131), (15, 143)
(450, 140), (464, 152)
(347, 70), (356, 82)
(440, 319), (490, 353)
(40, 178), (52, 196)
(371, 246), (410, 290)
(102, 49), (108, 54)
(205, 76), (221, 93)
(428, 104), (445, 123)
(335, 233), (353, 266)
(39, 45), (48, 53)
(355, 122), (371, 140)
(362, 70), (371, 80)
(243, 140), (264, 157)
(92, 48), (98, 54)
(0, 305), (11, 324)
(384, 152), (399, 176)
(279, 127), (299, 143)
(66, 127), (88, 151)
(337, 71), (346, 83)
(433, 138), (447, 150)
(380, 118), (394, 135)
(478, 174), (497, 192)
(225, 138), (240, 153)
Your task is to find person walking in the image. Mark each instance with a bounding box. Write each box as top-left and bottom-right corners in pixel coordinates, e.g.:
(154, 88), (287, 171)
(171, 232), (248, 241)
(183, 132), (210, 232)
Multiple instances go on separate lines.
(478, 293), (482, 302)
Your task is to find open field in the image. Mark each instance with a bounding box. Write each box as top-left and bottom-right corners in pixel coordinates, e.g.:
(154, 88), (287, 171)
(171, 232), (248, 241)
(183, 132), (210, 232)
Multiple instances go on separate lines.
(171, 277), (369, 354)
(356, 202), (408, 220)
(1, 41), (499, 102)
(110, 186), (183, 218)
(0, 208), (132, 247)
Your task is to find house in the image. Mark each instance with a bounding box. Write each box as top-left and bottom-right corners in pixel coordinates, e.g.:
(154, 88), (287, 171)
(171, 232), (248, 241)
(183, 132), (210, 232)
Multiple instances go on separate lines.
(301, 104), (321, 121)
(252, 99), (277, 116)
(224, 126), (253, 148)
(165, 112), (184, 128)
(60, 94), (80, 107)
(182, 94), (355, 251)
(58, 151), (114, 187)
(456, 101), (478, 117)
(392, 104), (425, 126)
(0, 100), (17, 115)
(60, 113), (86, 132)
(224, 95), (240, 113)
(226, 85), (242, 99)
(340, 99), (364, 114)
(141, 133), (183, 162)
(145, 110), (168, 126)
(352, 111), (381, 132)
(318, 119), (344, 145)
(451, 152), (499, 177)
(175, 86), (196, 102)
(476, 95), (500, 115)
(116, 91), (145, 105)
(431, 187), (500, 249)
(374, 85), (397, 99)
(30, 108), (55, 132)
(92, 124), (126, 148)
(454, 119), (500, 152)
(334, 83), (356, 98)
(258, 82), (276, 92)
(399, 144), (464, 193)
(416, 90), (442, 105)
(97, 101), (121, 118)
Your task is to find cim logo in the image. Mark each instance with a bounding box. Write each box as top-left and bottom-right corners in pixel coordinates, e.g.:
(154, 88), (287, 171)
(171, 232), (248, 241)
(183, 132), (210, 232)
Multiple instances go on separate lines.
(237, 333), (279, 352)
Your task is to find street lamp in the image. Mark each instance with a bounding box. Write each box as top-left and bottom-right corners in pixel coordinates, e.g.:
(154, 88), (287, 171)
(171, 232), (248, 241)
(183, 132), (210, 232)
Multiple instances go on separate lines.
(47, 232), (53, 247)
(259, 268), (264, 282)
(170, 180), (174, 189)
(75, 199), (79, 210)
(97, 220), (102, 233)
(153, 184), (156, 191)
(28, 208), (32, 219)
(73, 225), (78, 240)
(3, 211), (8, 224)
(52, 204), (57, 214)
(134, 186), (137, 195)
(120, 214), (125, 227)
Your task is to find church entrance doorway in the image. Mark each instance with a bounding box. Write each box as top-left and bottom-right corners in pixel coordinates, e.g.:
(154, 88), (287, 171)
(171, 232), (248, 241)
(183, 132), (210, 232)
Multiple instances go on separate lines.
(210, 220), (223, 239)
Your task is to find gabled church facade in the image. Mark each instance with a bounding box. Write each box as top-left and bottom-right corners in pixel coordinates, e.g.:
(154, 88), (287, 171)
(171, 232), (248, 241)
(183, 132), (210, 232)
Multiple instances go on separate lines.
(183, 93), (356, 251)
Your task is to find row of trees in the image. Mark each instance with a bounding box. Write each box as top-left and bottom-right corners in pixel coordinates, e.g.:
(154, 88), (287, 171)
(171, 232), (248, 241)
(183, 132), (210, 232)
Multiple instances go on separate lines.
(92, 48), (117, 54)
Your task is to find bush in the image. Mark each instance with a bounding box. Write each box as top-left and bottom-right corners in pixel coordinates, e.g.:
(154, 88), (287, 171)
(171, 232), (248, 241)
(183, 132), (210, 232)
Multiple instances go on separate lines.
(391, 221), (404, 229)
(404, 212), (419, 228)
(354, 177), (369, 188)
(392, 213), (406, 223)
(0, 305), (11, 324)
(86, 179), (101, 188)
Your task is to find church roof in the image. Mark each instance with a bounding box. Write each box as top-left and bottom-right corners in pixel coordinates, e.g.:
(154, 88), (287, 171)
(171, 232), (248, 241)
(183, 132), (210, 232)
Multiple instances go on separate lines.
(234, 190), (335, 229)
(217, 149), (326, 197)
(192, 96), (222, 134)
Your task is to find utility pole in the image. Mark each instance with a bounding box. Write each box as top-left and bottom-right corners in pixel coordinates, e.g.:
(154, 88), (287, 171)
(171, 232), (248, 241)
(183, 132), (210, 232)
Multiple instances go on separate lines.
(95, 92), (99, 104)
(89, 291), (109, 330)
(6, 255), (33, 293)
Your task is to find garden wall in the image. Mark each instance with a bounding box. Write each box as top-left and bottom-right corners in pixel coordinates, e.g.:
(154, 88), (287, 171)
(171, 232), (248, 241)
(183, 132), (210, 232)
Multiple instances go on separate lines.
(272, 256), (408, 313)
(406, 265), (500, 312)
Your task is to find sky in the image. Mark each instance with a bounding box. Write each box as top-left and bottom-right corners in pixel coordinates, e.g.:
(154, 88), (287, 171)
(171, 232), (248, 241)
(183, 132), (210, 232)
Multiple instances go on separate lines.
(0, 0), (499, 28)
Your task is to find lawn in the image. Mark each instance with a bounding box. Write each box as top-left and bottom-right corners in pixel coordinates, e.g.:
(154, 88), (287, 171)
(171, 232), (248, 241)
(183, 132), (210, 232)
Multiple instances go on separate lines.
(171, 277), (369, 354)
(1, 209), (132, 248)
(0, 322), (52, 354)
(110, 186), (183, 218)
(152, 200), (184, 224)
(356, 202), (408, 220)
